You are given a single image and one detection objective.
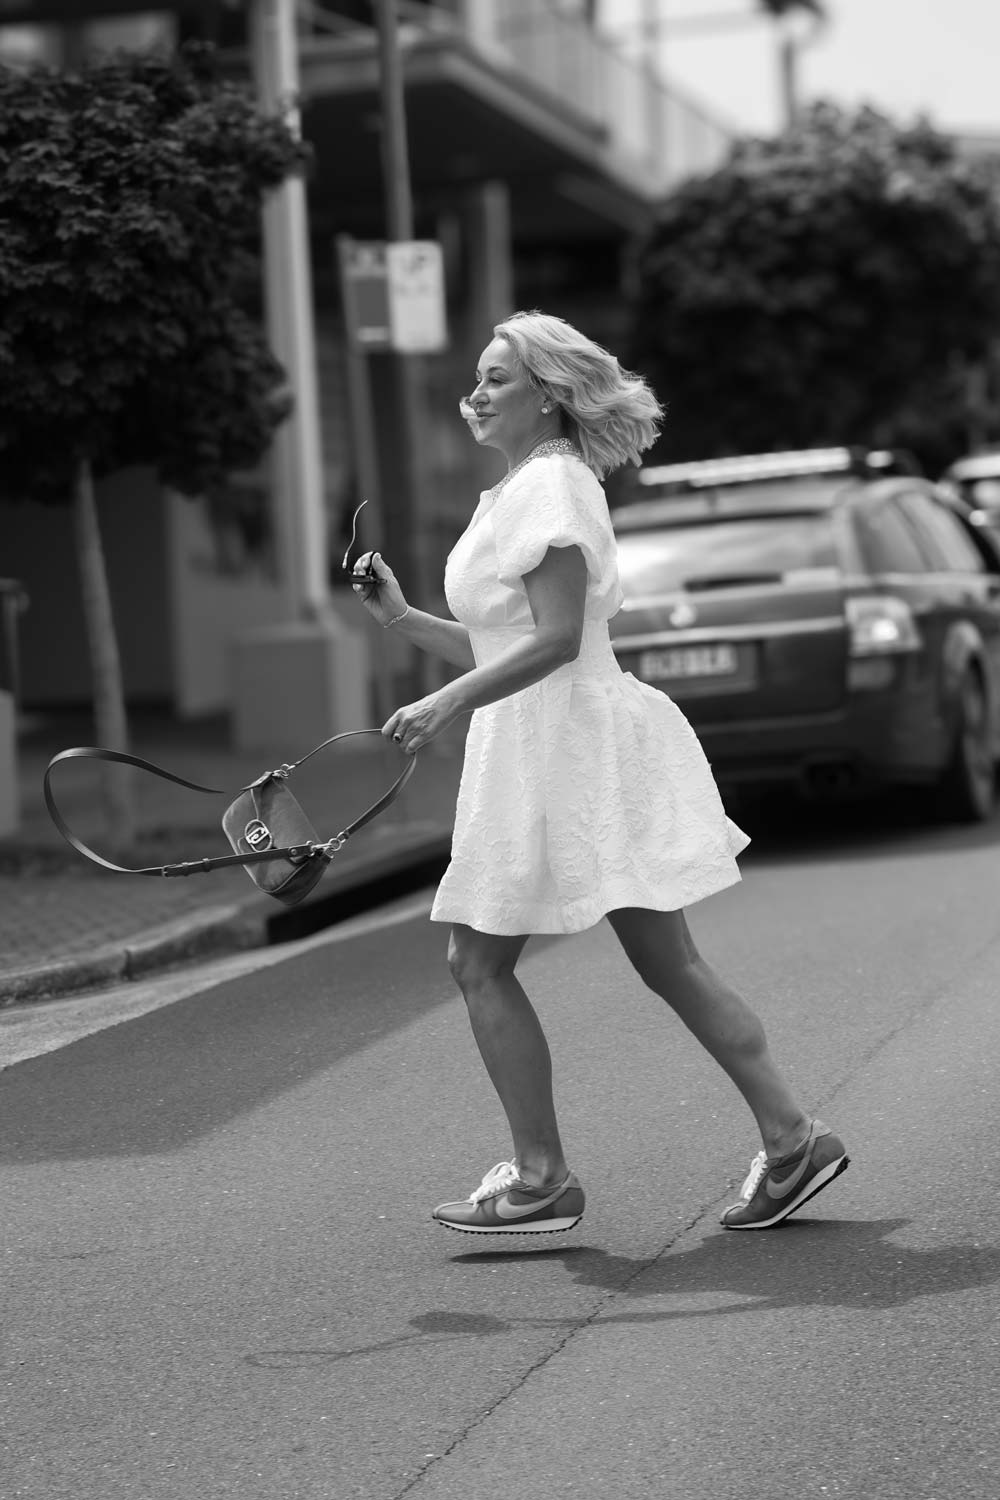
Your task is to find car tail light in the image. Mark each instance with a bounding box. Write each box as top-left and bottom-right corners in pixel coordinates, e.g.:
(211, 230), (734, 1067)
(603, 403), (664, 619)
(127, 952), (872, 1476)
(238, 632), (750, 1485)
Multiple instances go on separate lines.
(845, 595), (921, 656)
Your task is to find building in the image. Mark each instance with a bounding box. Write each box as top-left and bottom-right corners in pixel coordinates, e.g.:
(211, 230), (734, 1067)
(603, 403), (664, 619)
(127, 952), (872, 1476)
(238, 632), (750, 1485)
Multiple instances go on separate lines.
(0, 0), (733, 724)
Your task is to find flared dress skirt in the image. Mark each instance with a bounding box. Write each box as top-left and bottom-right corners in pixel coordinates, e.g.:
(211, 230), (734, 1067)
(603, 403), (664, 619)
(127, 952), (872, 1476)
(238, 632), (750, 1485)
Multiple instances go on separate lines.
(428, 452), (749, 936)
(430, 623), (750, 935)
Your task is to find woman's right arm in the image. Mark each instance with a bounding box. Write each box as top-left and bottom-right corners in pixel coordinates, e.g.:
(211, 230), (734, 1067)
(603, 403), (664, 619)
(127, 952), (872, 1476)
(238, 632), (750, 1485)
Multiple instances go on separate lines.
(352, 551), (476, 670)
(385, 606), (476, 669)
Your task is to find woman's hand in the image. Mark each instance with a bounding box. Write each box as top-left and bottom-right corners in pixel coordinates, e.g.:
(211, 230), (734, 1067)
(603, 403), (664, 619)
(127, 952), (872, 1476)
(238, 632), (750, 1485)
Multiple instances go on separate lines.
(351, 552), (408, 628)
(383, 687), (462, 754)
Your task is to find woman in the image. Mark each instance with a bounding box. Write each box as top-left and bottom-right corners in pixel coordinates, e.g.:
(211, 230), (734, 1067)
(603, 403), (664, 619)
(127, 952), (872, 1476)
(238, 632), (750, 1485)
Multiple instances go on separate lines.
(351, 311), (848, 1235)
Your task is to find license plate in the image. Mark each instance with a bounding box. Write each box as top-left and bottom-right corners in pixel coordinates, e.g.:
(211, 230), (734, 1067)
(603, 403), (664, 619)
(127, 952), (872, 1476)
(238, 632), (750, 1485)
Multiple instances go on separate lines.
(639, 644), (739, 682)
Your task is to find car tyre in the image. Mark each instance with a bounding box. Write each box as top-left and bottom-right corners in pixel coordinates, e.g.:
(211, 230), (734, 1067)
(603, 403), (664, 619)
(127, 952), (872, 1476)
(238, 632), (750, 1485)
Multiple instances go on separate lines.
(936, 668), (996, 823)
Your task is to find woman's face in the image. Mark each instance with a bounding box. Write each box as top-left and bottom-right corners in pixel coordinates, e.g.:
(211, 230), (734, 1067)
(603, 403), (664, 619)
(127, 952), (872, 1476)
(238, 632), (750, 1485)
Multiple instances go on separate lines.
(462, 337), (544, 459)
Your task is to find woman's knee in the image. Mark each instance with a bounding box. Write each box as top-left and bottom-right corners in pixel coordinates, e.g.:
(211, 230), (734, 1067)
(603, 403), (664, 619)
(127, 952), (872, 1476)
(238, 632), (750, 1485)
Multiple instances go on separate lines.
(607, 907), (697, 993)
(447, 926), (527, 993)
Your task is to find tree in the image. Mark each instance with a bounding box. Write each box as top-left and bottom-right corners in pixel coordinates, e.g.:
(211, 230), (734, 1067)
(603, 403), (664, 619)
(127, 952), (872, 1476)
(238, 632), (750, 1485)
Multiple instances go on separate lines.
(629, 102), (1000, 474)
(0, 43), (304, 842)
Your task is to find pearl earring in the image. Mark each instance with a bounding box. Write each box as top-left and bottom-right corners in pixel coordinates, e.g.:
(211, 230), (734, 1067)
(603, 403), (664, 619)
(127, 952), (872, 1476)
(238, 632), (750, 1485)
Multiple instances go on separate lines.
(541, 405), (550, 414)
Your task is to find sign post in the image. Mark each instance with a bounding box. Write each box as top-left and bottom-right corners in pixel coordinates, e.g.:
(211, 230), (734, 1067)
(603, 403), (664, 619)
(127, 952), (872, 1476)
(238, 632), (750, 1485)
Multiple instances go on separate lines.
(337, 236), (448, 721)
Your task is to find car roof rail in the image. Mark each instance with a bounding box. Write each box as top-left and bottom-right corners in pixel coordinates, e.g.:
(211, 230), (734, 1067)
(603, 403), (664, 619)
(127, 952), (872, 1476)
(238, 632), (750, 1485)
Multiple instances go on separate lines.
(638, 447), (921, 491)
(944, 451), (1000, 481)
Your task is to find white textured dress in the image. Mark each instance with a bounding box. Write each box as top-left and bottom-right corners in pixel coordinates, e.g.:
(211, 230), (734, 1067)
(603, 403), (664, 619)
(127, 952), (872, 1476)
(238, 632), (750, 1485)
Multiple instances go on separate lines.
(429, 450), (750, 936)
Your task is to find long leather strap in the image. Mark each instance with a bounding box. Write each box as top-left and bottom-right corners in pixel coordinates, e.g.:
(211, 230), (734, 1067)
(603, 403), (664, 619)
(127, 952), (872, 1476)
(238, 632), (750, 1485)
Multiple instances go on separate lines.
(44, 729), (417, 879)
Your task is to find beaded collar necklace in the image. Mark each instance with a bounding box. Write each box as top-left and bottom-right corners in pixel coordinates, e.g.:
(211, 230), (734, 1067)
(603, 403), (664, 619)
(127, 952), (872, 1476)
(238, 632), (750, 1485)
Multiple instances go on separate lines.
(489, 437), (581, 501)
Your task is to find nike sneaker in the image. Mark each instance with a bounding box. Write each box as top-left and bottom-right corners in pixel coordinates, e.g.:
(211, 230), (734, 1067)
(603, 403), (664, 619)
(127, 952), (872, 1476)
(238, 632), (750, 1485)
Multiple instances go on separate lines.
(720, 1119), (849, 1230)
(432, 1160), (585, 1235)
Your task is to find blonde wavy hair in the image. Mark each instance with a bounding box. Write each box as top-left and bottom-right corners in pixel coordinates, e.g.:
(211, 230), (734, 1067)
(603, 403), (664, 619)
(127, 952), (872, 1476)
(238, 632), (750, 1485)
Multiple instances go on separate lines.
(493, 310), (663, 479)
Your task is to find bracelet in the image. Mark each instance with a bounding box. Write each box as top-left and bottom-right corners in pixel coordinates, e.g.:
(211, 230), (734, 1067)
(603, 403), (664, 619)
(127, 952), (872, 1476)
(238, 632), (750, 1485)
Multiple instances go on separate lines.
(383, 605), (410, 629)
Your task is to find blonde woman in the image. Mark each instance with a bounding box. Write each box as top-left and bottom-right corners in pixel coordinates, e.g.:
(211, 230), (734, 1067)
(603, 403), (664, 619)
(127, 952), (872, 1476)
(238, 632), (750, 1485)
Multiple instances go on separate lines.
(352, 311), (848, 1235)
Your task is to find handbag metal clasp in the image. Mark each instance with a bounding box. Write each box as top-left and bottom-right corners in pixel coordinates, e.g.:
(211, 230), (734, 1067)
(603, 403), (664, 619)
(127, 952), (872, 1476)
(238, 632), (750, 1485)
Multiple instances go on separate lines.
(244, 819), (273, 852)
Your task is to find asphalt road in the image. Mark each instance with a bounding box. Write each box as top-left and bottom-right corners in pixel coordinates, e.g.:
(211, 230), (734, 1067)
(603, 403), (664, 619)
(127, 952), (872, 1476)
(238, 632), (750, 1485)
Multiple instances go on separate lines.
(3, 801), (1000, 1500)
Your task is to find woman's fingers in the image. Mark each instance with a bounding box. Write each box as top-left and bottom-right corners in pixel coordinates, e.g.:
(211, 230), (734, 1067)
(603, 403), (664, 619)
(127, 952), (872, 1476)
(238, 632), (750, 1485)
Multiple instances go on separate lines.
(383, 715), (407, 751)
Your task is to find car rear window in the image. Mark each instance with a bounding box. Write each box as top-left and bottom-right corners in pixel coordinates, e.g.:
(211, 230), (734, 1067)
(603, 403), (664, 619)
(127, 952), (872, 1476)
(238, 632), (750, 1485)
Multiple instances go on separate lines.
(614, 513), (840, 596)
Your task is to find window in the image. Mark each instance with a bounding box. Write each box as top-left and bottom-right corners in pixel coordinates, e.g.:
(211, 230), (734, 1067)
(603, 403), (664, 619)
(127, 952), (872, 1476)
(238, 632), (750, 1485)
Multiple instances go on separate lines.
(615, 513), (839, 597)
(854, 502), (928, 575)
(897, 492), (985, 573)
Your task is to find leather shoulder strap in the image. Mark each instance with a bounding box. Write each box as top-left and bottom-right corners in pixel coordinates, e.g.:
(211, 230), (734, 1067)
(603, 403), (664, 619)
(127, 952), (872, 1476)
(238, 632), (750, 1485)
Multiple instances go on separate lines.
(43, 731), (417, 878)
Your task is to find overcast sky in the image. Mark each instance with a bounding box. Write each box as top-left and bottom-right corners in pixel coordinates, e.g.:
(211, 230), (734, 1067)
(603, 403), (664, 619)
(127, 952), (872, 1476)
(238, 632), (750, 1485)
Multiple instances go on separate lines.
(600, 0), (1000, 138)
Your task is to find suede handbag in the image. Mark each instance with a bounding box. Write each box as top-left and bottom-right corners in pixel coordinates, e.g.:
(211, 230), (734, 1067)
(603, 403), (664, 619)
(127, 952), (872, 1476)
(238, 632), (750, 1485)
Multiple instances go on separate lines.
(44, 730), (417, 908)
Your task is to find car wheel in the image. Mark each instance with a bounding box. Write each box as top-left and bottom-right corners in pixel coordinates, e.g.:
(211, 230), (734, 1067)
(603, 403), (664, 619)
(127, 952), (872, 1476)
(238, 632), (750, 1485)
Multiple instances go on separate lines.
(936, 668), (996, 823)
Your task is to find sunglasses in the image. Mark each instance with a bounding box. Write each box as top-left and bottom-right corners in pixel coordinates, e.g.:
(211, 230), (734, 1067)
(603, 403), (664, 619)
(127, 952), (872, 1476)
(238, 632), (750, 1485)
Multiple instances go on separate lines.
(342, 500), (384, 585)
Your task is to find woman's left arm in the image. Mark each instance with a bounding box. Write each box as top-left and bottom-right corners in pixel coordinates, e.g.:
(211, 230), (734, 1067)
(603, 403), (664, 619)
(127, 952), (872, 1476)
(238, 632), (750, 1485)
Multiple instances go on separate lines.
(384, 545), (587, 752)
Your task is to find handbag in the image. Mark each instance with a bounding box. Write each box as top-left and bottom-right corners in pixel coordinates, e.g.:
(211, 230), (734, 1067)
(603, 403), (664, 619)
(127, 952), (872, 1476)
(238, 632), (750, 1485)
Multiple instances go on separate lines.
(44, 730), (417, 907)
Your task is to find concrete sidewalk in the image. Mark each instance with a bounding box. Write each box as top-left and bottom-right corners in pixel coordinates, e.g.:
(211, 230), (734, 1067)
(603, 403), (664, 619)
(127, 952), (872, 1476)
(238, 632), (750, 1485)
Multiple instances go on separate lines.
(0, 710), (463, 1006)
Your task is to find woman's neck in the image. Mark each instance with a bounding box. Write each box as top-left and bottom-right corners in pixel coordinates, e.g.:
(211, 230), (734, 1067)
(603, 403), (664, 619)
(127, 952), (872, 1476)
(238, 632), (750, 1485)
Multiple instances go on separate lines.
(503, 419), (564, 472)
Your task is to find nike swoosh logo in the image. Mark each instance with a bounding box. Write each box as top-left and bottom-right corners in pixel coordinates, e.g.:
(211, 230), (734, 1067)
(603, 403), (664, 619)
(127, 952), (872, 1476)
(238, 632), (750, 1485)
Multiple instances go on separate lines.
(764, 1149), (815, 1200)
(494, 1176), (570, 1220)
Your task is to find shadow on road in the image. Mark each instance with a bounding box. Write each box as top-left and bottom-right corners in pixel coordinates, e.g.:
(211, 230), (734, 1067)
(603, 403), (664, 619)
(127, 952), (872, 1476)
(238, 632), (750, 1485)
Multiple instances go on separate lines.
(559, 1217), (1000, 1316)
(240, 1218), (1000, 1369)
(449, 1217), (1000, 1315)
(0, 920), (566, 1163)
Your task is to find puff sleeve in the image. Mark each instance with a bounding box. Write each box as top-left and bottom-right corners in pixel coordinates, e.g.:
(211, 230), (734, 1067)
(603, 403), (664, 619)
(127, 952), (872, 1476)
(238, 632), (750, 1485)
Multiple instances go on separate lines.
(491, 455), (616, 595)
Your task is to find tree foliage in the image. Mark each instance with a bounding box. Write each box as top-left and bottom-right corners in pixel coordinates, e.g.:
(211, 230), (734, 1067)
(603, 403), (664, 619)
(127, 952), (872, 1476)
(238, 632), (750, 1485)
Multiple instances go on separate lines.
(629, 103), (1000, 472)
(0, 42), (306, 503)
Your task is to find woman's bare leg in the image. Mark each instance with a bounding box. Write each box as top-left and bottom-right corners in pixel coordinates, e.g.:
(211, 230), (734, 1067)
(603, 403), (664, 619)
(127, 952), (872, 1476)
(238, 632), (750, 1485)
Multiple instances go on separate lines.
(447, 924), (568, 1185)
(607, 906), (809, 1158)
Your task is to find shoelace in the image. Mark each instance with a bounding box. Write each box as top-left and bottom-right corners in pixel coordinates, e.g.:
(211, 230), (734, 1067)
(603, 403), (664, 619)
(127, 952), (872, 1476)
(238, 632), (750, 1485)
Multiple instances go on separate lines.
(738, 1150), (769, 1202)
(469, 1160), (520, 1205)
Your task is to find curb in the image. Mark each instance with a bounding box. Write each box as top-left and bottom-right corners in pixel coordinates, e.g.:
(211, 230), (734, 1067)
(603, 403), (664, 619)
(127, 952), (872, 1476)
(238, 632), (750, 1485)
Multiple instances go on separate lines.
(3, 822), (452, 1007)
(3, 900), (267, 1006)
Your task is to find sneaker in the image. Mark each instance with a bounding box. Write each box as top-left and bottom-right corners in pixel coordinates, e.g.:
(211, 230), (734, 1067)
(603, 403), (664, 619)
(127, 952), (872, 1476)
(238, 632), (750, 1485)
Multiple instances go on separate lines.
(432, 1160), (585, 1236)
(720, 1119), (849, 1230)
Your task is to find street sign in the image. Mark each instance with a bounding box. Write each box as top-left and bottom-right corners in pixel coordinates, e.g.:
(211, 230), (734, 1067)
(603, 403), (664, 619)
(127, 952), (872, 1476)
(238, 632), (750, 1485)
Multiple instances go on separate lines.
(337, 238), (392, 351)
(337, 238), (447, 354)
(386, 241), (447, 353)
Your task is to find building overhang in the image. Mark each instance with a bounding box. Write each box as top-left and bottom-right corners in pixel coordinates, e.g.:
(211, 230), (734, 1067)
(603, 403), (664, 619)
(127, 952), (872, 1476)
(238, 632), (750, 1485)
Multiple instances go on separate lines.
(0, 4), (677, 242)
(281, 31), (661, 244)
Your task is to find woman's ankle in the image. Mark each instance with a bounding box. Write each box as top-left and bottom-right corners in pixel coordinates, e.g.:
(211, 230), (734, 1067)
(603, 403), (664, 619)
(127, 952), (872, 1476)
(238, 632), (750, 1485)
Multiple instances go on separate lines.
(763, 1115), (812, 1160)
(515, 1150), (569, 1187)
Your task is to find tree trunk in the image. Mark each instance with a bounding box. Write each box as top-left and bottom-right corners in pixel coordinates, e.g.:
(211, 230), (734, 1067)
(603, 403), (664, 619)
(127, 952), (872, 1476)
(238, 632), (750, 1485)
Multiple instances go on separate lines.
(72, 457), (134, 846)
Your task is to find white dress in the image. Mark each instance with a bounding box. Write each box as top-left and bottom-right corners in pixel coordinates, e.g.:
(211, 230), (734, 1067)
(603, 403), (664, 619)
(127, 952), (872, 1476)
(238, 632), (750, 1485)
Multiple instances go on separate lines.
(429, 451), (750, 936)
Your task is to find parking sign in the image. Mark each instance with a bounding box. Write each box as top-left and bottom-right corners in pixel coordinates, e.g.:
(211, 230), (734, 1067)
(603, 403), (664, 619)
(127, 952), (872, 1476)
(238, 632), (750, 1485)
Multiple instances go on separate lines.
(386, 241), (448, 353)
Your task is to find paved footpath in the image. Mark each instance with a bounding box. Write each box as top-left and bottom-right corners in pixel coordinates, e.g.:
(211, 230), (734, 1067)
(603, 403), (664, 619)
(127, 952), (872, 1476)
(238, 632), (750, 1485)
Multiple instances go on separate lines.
(0, 710), (462, 1006)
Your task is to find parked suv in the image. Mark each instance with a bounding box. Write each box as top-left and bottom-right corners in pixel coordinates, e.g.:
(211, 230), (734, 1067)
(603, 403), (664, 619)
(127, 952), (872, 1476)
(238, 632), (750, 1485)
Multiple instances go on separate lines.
(940, 451), (1000, 550)
(610, 448), (1000, 820)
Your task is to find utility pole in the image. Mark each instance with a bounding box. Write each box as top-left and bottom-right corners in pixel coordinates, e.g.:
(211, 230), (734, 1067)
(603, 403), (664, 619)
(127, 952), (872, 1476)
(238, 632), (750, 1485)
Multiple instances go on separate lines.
(250, 0), (328, 618)
(371, 0), (426, 696)
(613, 1), (828, 134)
(760, 0), (828, 130)
(372, 0), (422, 590)
(233, 0), (369, 752)
(374, 0), (414, 245)
(778, 23), (799, 127)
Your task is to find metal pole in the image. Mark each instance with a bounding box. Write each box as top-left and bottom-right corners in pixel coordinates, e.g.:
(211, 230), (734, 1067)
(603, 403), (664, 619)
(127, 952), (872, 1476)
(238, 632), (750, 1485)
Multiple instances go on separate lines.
(250, 0), (329, 617)
(374, 0), (414, 242)
(336, 236), (395, 727)
(779, 30), (797, 129)
(371, 0), (425, 701)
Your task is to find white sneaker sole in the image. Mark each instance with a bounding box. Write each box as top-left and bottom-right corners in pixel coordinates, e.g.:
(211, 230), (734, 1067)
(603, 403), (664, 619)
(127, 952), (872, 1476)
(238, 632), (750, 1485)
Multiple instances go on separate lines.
(721, 1154), (850, 1230)
(433, 1212), (583, 1235)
